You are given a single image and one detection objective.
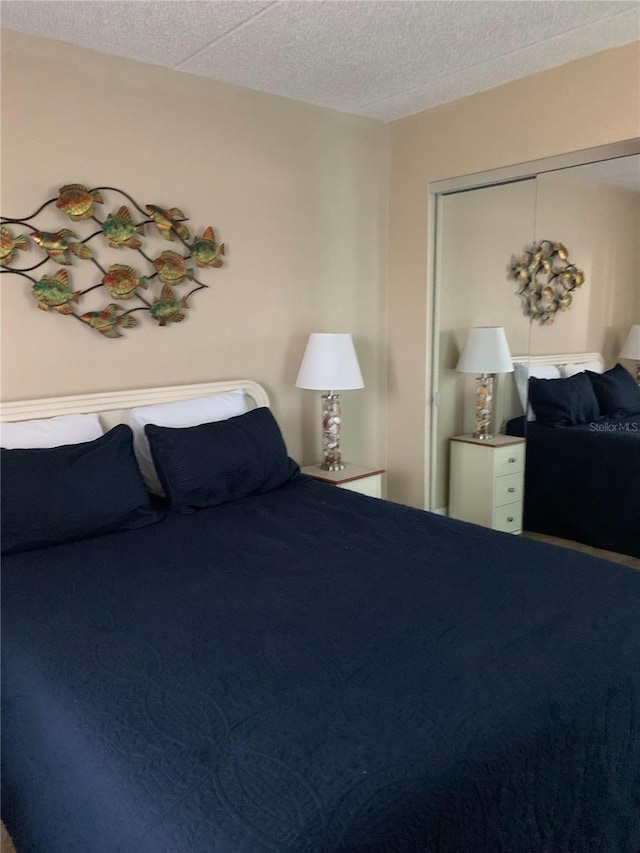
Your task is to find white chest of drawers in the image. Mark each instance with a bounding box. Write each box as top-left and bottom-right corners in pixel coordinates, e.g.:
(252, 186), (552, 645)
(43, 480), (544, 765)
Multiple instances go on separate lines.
(448, 435), (526, 534)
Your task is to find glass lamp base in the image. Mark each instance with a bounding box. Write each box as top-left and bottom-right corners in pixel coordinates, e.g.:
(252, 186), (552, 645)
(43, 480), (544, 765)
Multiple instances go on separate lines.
(321, 392), (344, 470)
(320, 461), (345, 472)
(473, 373), (495, 441)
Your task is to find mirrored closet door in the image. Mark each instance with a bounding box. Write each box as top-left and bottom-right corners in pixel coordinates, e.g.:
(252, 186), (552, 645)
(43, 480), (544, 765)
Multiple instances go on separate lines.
(430, 149), (640, 536)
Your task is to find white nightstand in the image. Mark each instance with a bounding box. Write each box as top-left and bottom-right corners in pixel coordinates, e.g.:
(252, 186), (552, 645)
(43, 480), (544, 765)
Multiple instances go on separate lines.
(449, 435), (525, 534)
(301, 463), (385, 498)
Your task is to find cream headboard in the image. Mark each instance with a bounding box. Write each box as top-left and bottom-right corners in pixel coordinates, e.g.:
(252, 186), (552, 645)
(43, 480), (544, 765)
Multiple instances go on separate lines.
(0, 379), (270, 429)
(511, 352), (604, 370)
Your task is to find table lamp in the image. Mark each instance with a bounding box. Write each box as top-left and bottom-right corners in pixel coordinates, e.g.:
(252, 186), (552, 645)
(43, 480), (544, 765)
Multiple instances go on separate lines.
(295, 333), (364, 471)
(620, 325), (640, 386)
(456, 326), (514, 440)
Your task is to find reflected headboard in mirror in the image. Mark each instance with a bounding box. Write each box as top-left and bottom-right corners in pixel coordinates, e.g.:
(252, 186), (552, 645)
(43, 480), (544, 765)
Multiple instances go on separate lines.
(501, 352), (604, 428)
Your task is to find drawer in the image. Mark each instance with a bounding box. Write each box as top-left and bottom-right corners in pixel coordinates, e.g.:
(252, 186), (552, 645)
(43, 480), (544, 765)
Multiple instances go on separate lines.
(494, 443), (524, 477)
(493, 472), (523, 507)
(338, 474), (382, 498)
(493, 501), (522, 533)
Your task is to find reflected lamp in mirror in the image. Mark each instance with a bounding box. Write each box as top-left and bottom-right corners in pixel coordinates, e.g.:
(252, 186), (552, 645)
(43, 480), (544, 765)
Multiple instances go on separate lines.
(295, 333), (364, 471)
(456, 326), (514, 441)
(620, 325), (640, 386)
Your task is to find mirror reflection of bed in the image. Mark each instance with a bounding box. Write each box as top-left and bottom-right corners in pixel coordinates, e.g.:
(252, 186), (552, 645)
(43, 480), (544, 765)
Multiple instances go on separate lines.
(431, 149), (640, 563)
(505, 352), (640, 561)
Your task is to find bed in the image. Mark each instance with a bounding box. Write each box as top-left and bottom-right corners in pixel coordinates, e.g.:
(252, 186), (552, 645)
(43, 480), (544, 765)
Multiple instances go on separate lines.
(506, 354), (640, 559)
(2, 380), (640, 853)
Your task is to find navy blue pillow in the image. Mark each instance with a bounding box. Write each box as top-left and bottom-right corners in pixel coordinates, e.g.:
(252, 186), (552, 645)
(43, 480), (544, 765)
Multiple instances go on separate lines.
(1, 424), (161, 556)
(145, 407), (299, 513)
(586, 363), (640, 417)
(528, 373), (600, 427)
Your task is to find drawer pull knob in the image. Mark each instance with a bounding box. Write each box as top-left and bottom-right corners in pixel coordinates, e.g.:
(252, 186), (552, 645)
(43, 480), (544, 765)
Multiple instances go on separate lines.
(507, 516), (514, 523)
(508, 487), (515, 493)
(508, 457), (516, 463)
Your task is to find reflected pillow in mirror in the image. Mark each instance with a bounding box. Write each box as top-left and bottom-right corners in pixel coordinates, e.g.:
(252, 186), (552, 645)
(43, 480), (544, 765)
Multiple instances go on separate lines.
(528, 373), (600, 427)
(513, 363), (562, 421)
(560, 360), (603, 378)
(587, 363), (640, 417)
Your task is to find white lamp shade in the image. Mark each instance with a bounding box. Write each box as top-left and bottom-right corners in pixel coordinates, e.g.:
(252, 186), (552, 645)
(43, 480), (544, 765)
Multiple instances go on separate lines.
(620, 325), (640, 360)
(456, 326), (514, 374)
(295, 333), (364, 390)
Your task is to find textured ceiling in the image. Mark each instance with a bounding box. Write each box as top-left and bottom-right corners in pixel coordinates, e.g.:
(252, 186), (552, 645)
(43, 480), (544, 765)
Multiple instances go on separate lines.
(2, 0), (639, 121)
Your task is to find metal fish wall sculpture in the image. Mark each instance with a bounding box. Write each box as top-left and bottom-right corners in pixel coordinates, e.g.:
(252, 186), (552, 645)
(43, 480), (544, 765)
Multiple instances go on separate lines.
(1, 226), (28, 264)
(1, 185), (225, 338)
(509, 240), (585, 325)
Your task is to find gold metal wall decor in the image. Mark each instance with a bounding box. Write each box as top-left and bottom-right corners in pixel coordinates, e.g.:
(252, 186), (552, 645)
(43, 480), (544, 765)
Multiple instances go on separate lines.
(1, 185), (225, 338)
(509, 240), (585, 325)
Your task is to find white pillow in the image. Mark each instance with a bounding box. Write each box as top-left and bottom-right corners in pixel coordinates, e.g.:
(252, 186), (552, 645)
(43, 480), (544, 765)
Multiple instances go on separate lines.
(513, 363), (562, 421)
(560, 360), (603, 378)
(1, 413), (103, 449)
(129, 390), (249, 494)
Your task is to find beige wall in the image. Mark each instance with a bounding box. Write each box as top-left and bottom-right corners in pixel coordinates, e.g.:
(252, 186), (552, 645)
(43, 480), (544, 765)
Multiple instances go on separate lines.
(389, 42), (640, 508)
(531, 169), (640, 362)
(3, 32), (640, 499)
(0, 29), (388, 469)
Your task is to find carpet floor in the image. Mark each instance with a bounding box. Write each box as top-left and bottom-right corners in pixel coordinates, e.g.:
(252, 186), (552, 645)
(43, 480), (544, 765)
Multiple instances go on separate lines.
(522, 531), (640, 569)
(1, 823), (15, 853)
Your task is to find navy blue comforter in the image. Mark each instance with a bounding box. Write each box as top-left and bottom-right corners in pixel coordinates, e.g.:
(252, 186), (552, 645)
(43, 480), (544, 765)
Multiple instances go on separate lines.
(3, 476), (640, 852)
(506, 415), (640, 558)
